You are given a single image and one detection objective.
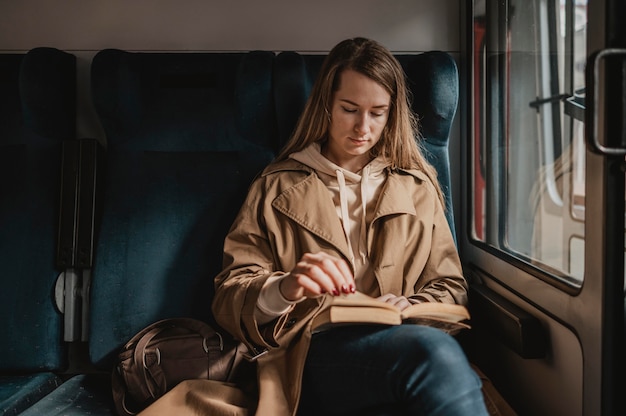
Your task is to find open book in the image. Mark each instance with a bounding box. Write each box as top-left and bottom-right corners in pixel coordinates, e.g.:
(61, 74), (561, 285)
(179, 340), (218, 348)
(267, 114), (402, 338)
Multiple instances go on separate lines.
(311, 292), (470, 333)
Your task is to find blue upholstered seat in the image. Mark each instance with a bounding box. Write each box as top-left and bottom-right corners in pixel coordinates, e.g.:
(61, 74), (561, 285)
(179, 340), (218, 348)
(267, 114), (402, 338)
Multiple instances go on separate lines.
(22, 50), (279, 415)
(0, 48), (75, 415)
(87, 49), (278, 369)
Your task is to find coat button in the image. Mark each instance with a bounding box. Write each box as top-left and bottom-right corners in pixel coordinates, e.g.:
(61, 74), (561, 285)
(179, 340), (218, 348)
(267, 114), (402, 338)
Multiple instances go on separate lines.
(285, 318), (297, 328)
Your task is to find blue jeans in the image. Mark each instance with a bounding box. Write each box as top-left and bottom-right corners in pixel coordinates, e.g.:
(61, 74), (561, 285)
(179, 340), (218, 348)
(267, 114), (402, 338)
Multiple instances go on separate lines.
(297, 325), (488, 416)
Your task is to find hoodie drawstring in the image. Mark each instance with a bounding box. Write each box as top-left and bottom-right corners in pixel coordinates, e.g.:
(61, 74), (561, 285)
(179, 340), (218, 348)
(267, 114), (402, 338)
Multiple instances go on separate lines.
(335, 169), (355, 266)
(336, 167), (370, 268)
(358, 166), (370, 264)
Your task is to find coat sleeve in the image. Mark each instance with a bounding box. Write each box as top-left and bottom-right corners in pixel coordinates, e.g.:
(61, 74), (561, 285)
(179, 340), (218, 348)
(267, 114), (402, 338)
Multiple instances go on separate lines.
(409, 185), (468, 306)
(212, 176), (289, 352)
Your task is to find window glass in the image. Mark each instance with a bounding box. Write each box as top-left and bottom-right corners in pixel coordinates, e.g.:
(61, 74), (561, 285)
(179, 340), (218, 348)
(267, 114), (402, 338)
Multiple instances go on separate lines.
(472, 0), (587, 286)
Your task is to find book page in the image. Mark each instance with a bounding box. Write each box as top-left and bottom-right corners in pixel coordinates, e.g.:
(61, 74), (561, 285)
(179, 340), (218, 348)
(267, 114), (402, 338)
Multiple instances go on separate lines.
(400, 301), (470, 322)
(311, 292), (470, 333)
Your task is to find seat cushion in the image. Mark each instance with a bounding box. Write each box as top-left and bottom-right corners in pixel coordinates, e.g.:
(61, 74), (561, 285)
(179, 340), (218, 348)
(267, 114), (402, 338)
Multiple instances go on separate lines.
(18, 375), (115, 416)
(0, 373), (62, 416)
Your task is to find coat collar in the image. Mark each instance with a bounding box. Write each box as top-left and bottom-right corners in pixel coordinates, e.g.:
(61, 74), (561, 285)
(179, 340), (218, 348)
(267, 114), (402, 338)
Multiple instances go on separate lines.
(372, 171), (418, 221)
(266, 159), (424, 260)
(272, 171), (351, 257)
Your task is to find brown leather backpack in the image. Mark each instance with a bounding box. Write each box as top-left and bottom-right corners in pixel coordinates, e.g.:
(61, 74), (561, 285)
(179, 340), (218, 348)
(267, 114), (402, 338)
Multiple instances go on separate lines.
(111, 318), (244, 415)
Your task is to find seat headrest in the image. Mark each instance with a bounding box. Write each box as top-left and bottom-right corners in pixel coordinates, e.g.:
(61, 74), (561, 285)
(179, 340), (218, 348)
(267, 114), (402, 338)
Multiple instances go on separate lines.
(91, 49), (276, 152)
(0, 54), (24, 146)
(19, 47), (76, 141)
(399, 51), (459, 146)
(274, 52), (326, 147)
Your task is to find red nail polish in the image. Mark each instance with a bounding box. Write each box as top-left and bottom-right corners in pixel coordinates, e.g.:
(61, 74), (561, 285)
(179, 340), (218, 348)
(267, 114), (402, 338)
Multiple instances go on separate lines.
(350, 285), (355, 293)
(341, 284), (349, 294)
(332, 288), (340, 296)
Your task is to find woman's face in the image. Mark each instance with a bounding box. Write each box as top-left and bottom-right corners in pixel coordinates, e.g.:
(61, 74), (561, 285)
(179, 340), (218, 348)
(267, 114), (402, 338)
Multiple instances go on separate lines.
(324, 69), (391, 173)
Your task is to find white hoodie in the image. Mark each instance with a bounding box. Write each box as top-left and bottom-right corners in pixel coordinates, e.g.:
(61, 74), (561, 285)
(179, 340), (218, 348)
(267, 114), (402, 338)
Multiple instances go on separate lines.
(255, 142), (390, 322)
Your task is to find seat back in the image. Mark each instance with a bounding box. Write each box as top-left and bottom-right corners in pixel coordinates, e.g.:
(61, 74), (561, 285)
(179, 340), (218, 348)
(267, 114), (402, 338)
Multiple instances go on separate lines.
(273, 51), (459, 240)
(398, 52), (459, 240)
(0, 48), (75, 372)
(88, 50), (277, 368)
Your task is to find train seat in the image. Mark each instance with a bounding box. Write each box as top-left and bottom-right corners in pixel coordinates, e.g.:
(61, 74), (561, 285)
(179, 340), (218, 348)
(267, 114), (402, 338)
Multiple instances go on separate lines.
(0, 48), (76, 415)
(274, 50), (459, 241)
(90, 50), (276, 367)
(87, 49), (277, 369)
(19, 49), (278, 415)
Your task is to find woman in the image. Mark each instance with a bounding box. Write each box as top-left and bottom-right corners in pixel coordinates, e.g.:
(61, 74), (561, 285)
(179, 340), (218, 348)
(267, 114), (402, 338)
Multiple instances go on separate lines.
(213, 37), (488, 415)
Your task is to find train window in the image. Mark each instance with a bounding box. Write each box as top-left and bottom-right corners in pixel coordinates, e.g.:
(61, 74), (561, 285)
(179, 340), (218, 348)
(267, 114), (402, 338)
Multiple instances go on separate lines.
(472, 0), (588, 287)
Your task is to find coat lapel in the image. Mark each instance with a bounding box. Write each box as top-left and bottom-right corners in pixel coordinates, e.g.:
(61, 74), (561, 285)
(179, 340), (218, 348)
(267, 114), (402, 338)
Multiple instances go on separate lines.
(271, 173), (352, 260)
(372, 171), (418, 222)
(365, 172), (420, 294)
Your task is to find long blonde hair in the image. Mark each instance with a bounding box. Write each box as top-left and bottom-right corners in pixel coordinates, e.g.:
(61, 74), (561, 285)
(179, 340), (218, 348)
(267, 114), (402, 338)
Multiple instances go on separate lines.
(275, 37), (444, 205)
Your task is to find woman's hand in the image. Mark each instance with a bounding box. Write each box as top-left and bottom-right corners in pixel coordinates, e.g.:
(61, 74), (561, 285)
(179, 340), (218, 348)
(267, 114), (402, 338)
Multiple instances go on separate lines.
(279, 252), (355, 301)
(377, 293), (413, 311)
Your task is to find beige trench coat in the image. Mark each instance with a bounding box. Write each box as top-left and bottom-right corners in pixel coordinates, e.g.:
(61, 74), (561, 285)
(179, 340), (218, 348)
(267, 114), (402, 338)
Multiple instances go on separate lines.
(212, 158), (468, 416)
